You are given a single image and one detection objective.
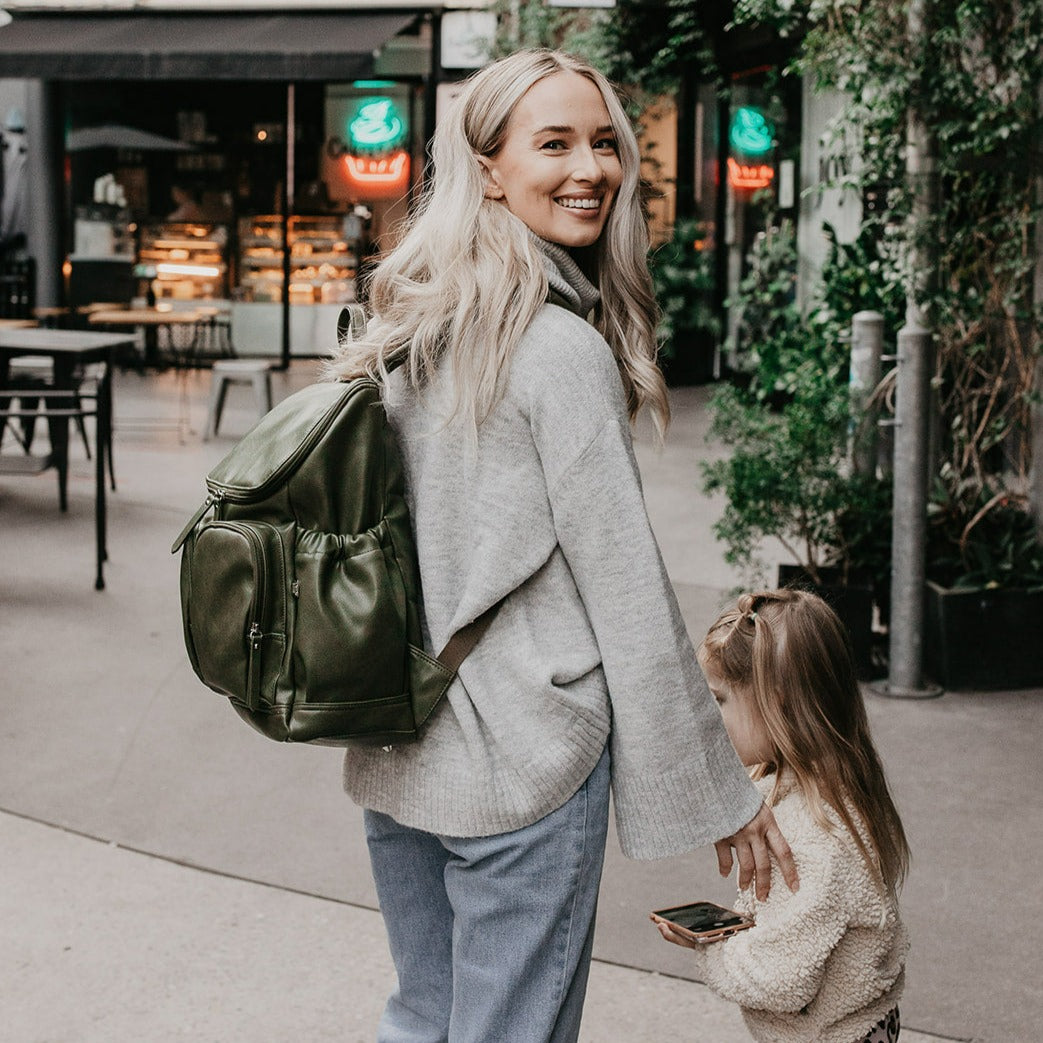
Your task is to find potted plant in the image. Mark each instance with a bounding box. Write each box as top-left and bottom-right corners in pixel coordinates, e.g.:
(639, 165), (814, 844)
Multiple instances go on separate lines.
(924, 484), (1043, 689)
(701, 220), (893, 678)
(806, 0), (1042, 689)
(720, 0), (1043, 691)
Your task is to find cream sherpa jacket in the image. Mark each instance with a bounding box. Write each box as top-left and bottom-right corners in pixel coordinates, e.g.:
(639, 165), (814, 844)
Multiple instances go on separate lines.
(689, 774), (908, 1043)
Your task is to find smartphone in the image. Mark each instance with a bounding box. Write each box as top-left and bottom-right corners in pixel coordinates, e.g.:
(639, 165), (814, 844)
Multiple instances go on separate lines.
(651, 901), (754, 942)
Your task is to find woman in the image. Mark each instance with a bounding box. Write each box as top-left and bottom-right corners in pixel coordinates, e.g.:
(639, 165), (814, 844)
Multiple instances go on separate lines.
(330, 48), (796, 1043)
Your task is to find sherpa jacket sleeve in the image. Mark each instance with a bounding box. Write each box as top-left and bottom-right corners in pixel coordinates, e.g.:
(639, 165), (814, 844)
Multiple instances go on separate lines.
(523, 310), (763, 860)
(688, 818), (855, 1012)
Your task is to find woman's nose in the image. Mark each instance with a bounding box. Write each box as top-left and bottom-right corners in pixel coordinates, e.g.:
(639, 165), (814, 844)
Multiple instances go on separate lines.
(571, 146), (605, 184)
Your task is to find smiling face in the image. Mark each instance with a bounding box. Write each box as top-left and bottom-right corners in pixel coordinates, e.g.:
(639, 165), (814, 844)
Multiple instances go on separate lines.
(479, 71), (623, 249)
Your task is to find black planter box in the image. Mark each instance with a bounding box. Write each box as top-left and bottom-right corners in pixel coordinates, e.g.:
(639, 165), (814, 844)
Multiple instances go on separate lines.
(777, 565), (877, 680)
(924, 581), (1043, 690)
(660, 329), (716, 386)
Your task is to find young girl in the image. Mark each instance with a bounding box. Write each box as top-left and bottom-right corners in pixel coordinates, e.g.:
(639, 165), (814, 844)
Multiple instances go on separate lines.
(330, 50), (796, 1042)
(654, 589), (910, 1043)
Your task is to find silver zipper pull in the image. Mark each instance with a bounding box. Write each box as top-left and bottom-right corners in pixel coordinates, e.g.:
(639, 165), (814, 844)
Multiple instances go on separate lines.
(246, 622), (264, 712)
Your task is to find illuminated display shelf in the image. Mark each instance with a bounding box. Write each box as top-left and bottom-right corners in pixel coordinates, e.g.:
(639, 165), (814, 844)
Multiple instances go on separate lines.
(237, 215), (358, 304)
(138, 222), (229, 300)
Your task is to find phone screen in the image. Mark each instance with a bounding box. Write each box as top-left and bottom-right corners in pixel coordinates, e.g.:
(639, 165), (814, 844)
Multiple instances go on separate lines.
(659, 902), (746, 932)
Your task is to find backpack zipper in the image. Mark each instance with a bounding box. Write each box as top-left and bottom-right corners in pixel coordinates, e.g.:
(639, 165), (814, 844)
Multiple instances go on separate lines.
(170, 491), (223, 554)
(246, 622), (264, 712)
(207, 382), (373, 505)
(237, 525), (269, 713)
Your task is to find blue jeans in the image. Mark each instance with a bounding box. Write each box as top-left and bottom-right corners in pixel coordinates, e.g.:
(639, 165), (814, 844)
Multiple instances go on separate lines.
(364, 747), (611, 1043)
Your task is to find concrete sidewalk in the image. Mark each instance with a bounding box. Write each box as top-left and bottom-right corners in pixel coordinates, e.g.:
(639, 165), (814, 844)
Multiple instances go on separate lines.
(1, 363), (1037, 1042)
(1, 811), (950, 1043)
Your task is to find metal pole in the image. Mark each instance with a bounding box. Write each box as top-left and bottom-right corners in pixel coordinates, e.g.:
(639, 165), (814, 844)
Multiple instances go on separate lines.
(849, 310), (884, 476)
(882, 0), (943, 698)
(279, 82), (295, 372)
(24, 80), (62, 307)
(1031, 70), (1043, 541)
(887, 320), (938, 695)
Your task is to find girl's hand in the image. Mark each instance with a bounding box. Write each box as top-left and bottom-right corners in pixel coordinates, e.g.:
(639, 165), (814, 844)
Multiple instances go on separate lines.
(649, 914), (713, 949)
(714, 803), (799, 901)
(650, 914), (697, 949)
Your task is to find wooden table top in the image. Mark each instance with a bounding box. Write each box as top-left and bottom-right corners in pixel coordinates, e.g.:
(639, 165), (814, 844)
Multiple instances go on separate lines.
(88, 307), (205, 326)
(0, 327), (138, 359)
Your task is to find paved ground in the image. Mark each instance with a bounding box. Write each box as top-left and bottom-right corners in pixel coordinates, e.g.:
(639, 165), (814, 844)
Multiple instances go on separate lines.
(1, 361), (1039, 1042)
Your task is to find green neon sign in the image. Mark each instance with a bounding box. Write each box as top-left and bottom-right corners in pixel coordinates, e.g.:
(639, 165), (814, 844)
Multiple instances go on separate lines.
(730, 107), (774, 156)
(348, 97), (407, 153)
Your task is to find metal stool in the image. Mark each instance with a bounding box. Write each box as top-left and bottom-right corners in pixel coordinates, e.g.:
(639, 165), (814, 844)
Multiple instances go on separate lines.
(205, 359), (273, 440)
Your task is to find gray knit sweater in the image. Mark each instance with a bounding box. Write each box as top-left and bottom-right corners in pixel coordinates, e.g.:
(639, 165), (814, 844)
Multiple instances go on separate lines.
(342, 240), (762, 859)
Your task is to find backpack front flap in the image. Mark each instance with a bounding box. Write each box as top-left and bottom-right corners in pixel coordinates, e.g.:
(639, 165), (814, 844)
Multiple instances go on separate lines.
(206, 381), (364, 505)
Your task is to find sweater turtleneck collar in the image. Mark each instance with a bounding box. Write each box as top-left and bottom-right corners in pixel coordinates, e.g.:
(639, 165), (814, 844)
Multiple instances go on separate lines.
(529, 233), (600, 319)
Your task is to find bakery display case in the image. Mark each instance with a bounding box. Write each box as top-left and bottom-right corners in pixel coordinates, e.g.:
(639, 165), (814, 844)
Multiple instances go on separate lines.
(232, 214), (363, 356)
(237, 215), (358, 305)
(138, 222), (229, 300)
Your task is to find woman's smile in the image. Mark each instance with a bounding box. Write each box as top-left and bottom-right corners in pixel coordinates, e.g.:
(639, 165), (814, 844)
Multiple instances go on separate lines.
(554, 194), (605, 213)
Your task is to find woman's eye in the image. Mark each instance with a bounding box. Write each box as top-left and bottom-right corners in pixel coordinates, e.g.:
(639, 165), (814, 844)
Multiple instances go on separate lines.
(595, 138), (618, 152)
(541, 140), (567, 151)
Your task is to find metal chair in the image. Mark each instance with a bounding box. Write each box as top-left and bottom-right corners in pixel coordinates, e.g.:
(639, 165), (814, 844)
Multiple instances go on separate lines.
(0, 367), (111, 589)
(204, 358), (273, 440)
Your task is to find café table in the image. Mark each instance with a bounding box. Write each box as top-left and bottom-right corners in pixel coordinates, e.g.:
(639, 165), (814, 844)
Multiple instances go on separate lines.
(33, 306), (73, 328)
(87, 305), (205, 369)
(0, 328), (138, 589)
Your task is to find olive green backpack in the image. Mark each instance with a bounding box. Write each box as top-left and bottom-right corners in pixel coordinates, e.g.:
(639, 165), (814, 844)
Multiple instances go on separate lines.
(171, 307), (495, 745)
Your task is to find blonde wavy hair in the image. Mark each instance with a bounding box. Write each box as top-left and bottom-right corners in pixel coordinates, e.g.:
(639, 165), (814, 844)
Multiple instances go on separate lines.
(327, 48), (668, 437)
(699, 589), (911, 893)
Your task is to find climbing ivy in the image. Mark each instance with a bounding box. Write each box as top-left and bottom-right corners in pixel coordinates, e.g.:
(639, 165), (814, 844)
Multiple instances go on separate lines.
(730, 0), (1043, 585)
(487, 0), (721, 104)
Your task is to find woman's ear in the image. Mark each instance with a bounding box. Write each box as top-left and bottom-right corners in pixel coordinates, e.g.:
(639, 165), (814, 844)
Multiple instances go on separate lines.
(476, 154), (505, 200)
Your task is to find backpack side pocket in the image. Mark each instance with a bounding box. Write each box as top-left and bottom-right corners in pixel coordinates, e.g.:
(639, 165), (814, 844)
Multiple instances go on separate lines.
(185, 520), (288, 713)
(292, 523), (411, 735)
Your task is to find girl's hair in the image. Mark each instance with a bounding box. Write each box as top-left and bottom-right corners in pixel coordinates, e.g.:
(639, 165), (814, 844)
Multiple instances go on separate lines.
(326, 48), (668, 438)
(699, 588), (910, 892)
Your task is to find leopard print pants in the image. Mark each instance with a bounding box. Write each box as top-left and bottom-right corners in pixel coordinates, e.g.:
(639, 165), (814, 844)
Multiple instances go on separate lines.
(860, 1007), (901, 1042)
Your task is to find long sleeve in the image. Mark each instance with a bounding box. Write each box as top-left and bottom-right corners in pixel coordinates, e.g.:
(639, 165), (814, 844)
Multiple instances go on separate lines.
(688, 830), (851, 1011)
(528, 327), (762, 859)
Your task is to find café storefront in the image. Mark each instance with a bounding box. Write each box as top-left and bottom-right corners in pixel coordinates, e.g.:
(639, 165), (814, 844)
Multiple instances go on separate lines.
(0, 6), (442, 364)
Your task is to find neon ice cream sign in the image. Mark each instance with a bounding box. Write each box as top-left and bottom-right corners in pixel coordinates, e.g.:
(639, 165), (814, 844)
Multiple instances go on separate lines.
(323, 95), (410, 194)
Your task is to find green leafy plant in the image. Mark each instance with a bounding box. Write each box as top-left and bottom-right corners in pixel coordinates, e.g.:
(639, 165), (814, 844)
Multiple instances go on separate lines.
(927, 479), (1043, 592)
(597, 0), (720, 99)
(701, 218), (893, 593)
(726, 220), (807, 395)
(729, 0), (1043, 592)
(649, 218), (719, 362)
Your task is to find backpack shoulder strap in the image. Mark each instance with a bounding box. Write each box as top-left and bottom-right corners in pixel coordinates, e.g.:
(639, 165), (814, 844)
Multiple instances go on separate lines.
(436, 602), (501, 675)
(336, 304), (367, 346)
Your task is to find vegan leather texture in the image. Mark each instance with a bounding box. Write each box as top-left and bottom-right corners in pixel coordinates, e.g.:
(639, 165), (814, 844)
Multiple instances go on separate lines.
(173, 379), (458, 745)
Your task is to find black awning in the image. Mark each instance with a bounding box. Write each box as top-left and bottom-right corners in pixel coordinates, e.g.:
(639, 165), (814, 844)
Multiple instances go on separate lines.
(0, 11), (420, 81)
